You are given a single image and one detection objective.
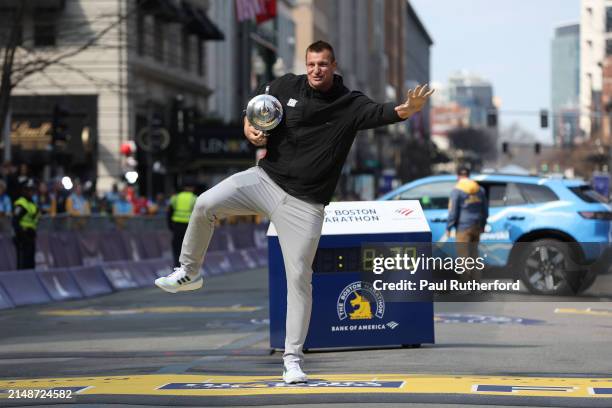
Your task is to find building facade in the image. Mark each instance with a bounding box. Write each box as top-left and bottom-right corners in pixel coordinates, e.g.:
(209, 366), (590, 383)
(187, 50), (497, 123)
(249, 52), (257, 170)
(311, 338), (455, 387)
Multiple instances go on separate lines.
(291, 0), (330, 73)
(551, 23), (580, 147)
(2, 0), (224, 194)
(579, 0), (611, 140)
(447, 71), (496, 129)
(2, 0), (433, 199)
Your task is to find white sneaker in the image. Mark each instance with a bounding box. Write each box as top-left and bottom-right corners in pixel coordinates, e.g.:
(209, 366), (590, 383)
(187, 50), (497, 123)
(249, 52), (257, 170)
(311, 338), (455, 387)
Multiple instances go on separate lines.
(282, 361), (308, 384)
(155, 267), (203, 293)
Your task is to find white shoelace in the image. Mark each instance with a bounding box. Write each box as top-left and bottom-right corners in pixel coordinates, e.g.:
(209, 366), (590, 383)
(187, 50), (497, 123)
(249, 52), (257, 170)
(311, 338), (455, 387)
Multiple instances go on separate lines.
(168, 267), (185, 280)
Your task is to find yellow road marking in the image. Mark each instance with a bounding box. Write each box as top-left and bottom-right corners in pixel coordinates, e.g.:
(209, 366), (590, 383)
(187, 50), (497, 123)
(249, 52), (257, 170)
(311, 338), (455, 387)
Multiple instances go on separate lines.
(0, 374), (610, 398)
(39, 305), (261, 316)
(554, 308), (612, 317)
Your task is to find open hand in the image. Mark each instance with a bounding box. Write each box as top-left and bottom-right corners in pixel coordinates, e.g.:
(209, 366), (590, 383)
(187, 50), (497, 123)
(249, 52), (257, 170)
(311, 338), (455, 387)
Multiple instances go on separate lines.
(394, 84), (435, 120)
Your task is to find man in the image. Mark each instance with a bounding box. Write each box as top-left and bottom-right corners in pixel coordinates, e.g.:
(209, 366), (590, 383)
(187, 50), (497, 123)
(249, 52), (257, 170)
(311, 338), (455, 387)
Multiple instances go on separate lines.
(155, 41), (433, 383)
(446, 167), (488, 281)
(65, 182), (91, 217)
(13, 179), (40, 270)
(167, 183), (197, 267)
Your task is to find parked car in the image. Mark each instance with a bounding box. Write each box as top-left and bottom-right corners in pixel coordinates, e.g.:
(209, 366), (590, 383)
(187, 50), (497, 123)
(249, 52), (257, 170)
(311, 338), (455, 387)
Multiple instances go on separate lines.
(379, 174), (612, 295)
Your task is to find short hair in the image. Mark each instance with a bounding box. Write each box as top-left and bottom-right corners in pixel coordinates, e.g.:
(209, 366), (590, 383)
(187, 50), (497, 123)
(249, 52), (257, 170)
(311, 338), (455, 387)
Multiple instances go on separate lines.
(306, 41), (335, 62)
(457, 167), (471, 177)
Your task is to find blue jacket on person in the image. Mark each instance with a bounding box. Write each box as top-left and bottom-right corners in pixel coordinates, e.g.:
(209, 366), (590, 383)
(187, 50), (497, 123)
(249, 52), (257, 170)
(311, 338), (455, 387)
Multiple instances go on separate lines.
(447, 178), (488, 232)
(0, 193), (11, 215)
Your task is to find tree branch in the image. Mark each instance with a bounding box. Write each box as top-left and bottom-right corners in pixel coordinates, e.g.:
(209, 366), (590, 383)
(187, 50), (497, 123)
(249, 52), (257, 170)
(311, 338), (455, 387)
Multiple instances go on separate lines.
(11, 3), (138, 88)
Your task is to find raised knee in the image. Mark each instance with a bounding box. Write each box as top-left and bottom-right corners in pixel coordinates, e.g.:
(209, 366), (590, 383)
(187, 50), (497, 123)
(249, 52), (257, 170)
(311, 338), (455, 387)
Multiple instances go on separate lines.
(195, 194), (215, 221)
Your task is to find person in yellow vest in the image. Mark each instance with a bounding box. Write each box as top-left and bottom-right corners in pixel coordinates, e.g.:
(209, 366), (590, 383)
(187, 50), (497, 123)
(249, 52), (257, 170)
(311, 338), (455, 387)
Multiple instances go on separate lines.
(168, 182), (197, 267)
(12, 179), (40, 270)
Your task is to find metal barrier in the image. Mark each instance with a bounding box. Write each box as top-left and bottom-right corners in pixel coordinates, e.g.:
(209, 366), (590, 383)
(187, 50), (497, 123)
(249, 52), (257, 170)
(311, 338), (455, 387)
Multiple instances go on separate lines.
(0, 222), (270, 309)
(0, 214), (168, 235)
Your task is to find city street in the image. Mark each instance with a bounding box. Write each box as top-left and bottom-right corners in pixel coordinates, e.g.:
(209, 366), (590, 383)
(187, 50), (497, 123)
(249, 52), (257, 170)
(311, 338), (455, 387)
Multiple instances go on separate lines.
(1, 268), (611, 407)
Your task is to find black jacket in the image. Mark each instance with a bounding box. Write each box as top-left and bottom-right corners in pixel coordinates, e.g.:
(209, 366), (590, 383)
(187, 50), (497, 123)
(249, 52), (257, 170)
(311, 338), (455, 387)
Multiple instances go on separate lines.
(256, 73), (402, 205)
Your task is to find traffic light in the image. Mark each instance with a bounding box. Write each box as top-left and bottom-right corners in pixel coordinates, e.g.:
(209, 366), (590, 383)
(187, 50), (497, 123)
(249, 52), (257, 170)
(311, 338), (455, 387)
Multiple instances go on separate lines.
(52, 104), (70, 144)
(486, 110), (497, 127)
(502, 142), (509, 154)
(540, 109), (548, 129)
(534, 142), (541, 155)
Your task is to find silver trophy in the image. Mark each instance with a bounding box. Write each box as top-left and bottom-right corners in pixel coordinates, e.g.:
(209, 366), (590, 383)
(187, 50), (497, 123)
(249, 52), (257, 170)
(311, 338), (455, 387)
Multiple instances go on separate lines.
(246, 86), (283, 135)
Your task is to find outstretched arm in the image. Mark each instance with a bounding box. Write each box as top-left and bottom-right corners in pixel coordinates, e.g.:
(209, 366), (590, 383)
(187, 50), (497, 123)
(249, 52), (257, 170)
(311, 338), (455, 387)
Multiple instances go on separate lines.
(354, 84), (435, 130)
(394, 84), (435, 120)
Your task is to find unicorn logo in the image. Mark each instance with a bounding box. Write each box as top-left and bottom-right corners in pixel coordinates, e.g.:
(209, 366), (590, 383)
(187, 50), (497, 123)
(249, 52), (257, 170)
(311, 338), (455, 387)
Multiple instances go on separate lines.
(348, 292), (373, 320)
(337, 281), (385, 321)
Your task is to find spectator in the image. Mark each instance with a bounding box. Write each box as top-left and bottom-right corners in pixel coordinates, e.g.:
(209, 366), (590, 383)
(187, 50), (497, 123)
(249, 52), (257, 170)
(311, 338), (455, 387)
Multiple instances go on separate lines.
(66, 182), (91, 217)
(13, 179), (39, 269)
(112, 190), (134, 216)
(150, 192), (169, 215)
(0, 180), (11, 214)
(97, 196), (113, 216)
(51, 179), (68, 215)
(88, 193), (103, 214)
(16, 163), (29, 185)
(168, 183), (197, 267)
(104, 183), (120, 207)
(132, 194), (151, 215)
(0, 180), (12, 234)
(446, 167), (489, 282)
(33, 181), (56, 216)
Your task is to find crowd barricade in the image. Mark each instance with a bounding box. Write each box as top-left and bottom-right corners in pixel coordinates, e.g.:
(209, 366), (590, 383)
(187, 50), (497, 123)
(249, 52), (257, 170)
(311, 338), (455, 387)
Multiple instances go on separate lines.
(226, 224), (258, 271)
(37, 268), (84, 301)
(125, 261), (159, 286)
(69, 265), (114, 297)
(140, 258), (173, 279)
(75, 231), (104, 266)
(0, 269), (52, 306)
(49, 231), (82, 267)
(119, 231), (145, 261)
(0, 221), (269, 308)
(100, 262), (140, 290)
(0, 235), (16, 271)
(35, 232), (54, 270)
(252, 223), (269, 267)
(133, 230), (162, 259)
(98, 231), (131, 262)
(0, 284), (15, 309)
(156, 230), (173, 260)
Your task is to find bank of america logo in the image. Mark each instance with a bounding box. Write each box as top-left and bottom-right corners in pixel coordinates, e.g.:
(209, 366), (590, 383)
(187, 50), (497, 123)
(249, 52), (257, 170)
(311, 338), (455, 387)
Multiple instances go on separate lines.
(387, 321), (399, 329)
(395, 208), (414, 217)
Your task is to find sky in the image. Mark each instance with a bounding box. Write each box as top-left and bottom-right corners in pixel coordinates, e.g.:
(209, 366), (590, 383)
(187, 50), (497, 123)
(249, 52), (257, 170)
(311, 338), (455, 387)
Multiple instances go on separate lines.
(410, 0), (580, 144)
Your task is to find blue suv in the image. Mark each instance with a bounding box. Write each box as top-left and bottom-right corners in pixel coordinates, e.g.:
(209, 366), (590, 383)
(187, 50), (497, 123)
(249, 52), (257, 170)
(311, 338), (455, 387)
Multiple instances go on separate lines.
(379, 174), (612, 295)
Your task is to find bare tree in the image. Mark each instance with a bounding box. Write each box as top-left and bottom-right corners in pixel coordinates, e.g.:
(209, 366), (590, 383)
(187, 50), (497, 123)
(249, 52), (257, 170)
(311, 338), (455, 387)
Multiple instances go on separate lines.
(0, 1), (133, 159)
(0, 4), (24, 158)
(500, 122), (537, 144)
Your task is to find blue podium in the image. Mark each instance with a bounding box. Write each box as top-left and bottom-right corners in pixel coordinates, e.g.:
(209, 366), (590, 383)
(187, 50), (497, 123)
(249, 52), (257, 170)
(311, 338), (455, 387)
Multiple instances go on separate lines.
(268, 200), (435, 350)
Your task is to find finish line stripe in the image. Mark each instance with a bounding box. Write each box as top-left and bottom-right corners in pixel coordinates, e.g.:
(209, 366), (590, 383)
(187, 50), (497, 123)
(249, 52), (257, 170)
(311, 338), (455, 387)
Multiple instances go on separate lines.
(1, 374), (611, 398)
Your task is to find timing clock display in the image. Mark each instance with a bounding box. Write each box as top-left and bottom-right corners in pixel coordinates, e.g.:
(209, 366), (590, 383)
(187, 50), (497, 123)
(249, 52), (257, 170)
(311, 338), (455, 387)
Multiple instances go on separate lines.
(311, 244), (418, 273)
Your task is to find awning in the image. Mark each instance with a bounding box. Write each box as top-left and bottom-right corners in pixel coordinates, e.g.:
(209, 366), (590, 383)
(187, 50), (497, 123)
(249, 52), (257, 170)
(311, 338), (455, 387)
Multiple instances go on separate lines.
(138, 0), (184, 22)
(181, 1), (224, 41)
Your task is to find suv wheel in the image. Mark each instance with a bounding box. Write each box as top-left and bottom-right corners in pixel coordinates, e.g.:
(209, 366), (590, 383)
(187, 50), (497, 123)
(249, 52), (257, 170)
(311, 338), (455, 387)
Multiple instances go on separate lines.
(518, 239), (585, 295)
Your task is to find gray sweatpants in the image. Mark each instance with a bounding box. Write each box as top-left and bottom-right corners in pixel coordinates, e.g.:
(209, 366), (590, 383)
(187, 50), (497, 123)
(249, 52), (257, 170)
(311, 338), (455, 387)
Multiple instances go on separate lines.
(179, 166), (325, 365)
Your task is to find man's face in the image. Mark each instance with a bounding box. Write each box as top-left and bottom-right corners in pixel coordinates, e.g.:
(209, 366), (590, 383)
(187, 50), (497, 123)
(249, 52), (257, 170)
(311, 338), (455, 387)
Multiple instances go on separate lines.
(306, 50), (336, 91)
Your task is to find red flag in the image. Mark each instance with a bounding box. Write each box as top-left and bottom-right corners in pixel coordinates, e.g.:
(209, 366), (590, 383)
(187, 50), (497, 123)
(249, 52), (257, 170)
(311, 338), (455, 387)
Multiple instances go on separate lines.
(256, 0), (276, 24)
